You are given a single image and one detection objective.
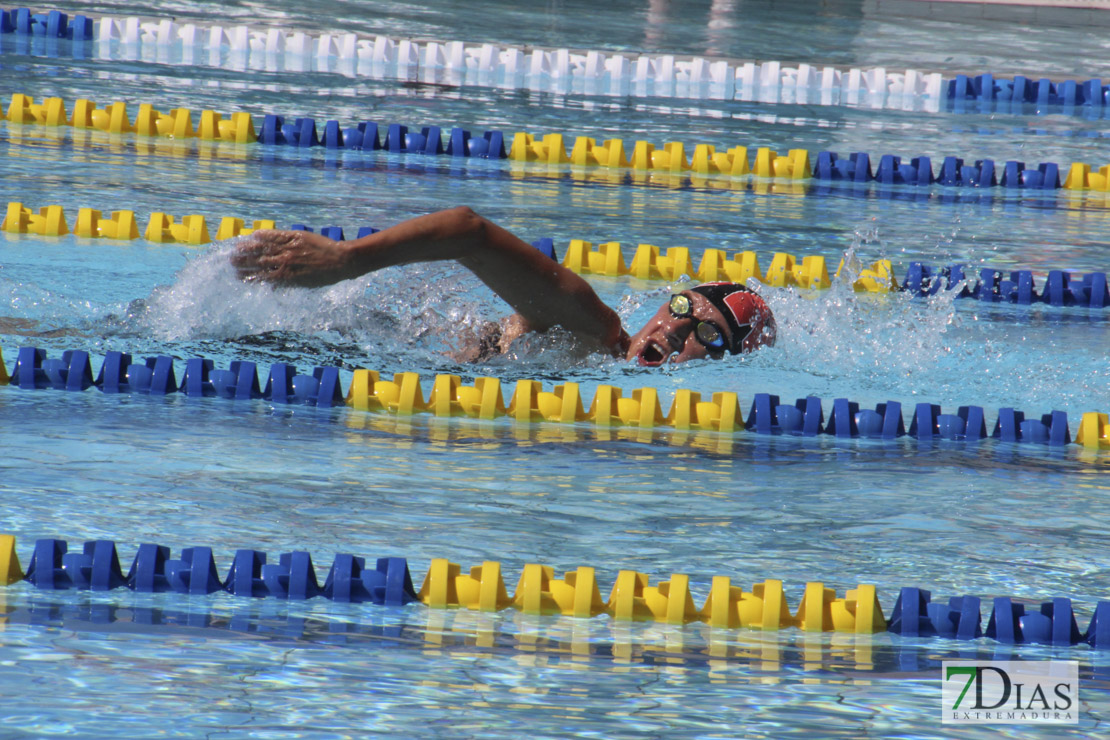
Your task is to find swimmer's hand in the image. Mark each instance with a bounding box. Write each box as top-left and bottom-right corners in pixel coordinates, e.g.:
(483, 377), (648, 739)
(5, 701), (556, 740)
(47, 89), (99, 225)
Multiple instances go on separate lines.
(231, 230), (358, 288)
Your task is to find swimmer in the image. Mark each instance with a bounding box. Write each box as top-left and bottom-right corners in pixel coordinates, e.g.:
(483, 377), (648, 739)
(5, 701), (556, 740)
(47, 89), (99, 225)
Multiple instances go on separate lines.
(231, 206), (775, 365)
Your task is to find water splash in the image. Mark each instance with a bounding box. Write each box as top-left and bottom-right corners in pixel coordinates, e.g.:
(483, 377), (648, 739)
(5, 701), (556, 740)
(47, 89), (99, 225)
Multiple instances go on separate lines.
(100, 243), (614, 374)
(729, 227), (1108, 415)
(766, 225), (960, 381)
(108, 241), (386, 341)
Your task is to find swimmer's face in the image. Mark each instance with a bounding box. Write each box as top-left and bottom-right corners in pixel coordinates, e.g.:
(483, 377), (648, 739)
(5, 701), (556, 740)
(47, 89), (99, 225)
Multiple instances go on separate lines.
(625, 291), (732, 366)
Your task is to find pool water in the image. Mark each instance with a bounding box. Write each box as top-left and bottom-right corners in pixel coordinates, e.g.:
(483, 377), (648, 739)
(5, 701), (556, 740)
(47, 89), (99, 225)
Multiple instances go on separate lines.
(2, 1), (1110, 737)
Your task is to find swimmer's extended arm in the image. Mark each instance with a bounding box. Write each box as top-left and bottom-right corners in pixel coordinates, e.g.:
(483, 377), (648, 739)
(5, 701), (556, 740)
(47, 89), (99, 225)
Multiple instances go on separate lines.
(231, 206), (626, 353)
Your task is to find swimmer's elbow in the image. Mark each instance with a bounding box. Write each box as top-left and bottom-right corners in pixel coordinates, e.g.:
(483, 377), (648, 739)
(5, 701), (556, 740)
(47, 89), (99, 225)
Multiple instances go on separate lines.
(440, 206), (488, 245)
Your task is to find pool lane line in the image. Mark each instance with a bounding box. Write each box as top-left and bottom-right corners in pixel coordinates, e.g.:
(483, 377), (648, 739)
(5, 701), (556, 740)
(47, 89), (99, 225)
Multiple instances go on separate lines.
(8, 92), (1110, 197)
(7, 7), (1110, 123)
(3, 199), (1109, 309)
(13, 118), (1110, 222)
(2, 346), (1109, 452)
(2, 534), (1109, 650)
(10, 120), (1110, 228)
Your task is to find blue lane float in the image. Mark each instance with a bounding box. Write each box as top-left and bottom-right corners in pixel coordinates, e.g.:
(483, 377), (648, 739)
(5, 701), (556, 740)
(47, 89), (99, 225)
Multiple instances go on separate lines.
(16, 537), (419, 603)
(166, 546), (224, 595)
(98, 353), (178, 394)
(24, 538), (68, 589)
(740, 393), (1050, 445)
(64, 539), (128, 591)
(811, 151), (1068, 190)
(855, 402), (906, 440)
(947, 73), (1110, 112)
(885, 588), (1090, 647)
(225, 550), (269, 598)
(929, 595), (984, 641)
(903, 264), (1109, 309)
(255, 112), (506, 159)
(1, 8), (92, 39)
(262, 551), (323, 600)
(936, 406), (987, 442)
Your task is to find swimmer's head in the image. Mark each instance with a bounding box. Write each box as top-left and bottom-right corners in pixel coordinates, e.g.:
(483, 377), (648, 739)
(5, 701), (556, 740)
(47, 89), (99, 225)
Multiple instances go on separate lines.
(625, 282), (776, 366)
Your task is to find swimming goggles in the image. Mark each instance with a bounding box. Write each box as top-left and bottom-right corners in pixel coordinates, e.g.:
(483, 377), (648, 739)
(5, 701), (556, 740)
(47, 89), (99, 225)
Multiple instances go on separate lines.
(669, 293), (728, 354)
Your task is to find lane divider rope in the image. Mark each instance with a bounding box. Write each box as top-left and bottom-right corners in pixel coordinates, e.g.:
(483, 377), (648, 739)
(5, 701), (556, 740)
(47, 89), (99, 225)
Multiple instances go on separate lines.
(3, 200), (1108, 308)
(2, 346), (1108, 450)
(7, 93), (1110, 196)
(1, 533), (1108, 649)
(0, 9), (947, 112)
(8, 7), (1110, 122)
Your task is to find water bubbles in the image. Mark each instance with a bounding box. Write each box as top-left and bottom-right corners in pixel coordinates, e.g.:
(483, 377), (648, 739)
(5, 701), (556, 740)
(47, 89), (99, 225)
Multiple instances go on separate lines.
(852, 218), (882, 246)
(114, 242), (382, 342)
(615, 282), (670, 323)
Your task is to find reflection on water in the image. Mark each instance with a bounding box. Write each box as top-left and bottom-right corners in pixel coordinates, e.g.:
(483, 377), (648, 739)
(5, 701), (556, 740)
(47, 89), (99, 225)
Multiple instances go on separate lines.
(1, 591), (1108, 737)
(8, 593), (1110, 680)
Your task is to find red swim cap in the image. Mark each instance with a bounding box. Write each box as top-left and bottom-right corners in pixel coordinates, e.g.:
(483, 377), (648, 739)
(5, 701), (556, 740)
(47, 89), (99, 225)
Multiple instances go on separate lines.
(689, 282), (777, 354)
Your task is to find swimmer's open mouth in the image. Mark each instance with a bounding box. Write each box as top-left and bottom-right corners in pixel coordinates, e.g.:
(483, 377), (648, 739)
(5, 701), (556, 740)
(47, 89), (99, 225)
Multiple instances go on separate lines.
(637, 340), (670, 367)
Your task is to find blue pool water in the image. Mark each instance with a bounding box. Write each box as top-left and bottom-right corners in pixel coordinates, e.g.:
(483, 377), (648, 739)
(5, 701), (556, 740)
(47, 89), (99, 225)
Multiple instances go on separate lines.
(2, 1), (1110, 737)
